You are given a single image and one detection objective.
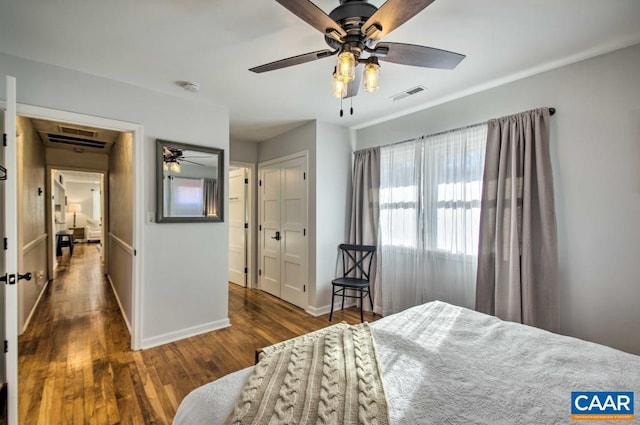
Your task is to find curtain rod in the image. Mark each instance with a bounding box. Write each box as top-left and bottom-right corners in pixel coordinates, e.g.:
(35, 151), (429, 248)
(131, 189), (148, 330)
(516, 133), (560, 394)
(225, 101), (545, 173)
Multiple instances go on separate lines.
(356, 107), (556, 152)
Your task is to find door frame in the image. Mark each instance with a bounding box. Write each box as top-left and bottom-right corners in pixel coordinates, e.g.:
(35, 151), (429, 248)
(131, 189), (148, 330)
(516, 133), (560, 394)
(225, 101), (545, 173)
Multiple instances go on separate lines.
(257, 151), (309, 306)
(229, 161), (256, 289)
(3, 101), (145, 350)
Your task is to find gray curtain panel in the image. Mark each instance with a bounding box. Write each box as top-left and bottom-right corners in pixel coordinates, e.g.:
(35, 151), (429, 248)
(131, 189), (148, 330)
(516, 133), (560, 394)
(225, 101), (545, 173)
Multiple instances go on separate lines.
(349, 147), (381, 312)
(203, 178), (218, 217)
(476, 108), (559, 331)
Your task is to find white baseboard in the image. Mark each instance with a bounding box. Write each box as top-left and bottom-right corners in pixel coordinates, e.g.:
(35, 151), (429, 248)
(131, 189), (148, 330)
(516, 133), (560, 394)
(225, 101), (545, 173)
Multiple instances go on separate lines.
(141, 318), (231, 349)
(107, 274), (132, 334)
(306, 301), (357, 317)
(21, 279), (50, 334)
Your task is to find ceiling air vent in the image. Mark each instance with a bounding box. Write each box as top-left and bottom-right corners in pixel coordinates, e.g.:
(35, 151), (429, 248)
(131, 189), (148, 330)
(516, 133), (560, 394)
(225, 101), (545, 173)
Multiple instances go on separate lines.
(47, 133), (107, 149)
(59, 125), (97, 138)
(390, 85), (426, 102)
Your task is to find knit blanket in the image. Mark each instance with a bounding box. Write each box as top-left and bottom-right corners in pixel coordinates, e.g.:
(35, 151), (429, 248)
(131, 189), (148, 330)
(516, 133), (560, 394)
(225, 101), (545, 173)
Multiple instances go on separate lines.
(224, 322), (389, 425)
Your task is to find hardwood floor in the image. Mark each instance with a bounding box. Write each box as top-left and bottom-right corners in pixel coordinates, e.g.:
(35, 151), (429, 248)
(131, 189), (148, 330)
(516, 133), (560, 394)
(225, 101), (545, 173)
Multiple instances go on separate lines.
(18, 244), (375, 424)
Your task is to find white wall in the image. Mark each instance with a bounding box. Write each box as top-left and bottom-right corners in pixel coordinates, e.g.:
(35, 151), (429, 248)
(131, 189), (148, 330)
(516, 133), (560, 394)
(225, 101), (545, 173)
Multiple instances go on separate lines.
(64, 181), (100, 229)
(355, 44), (640, 355)
(0, 52), (230, 348)
(314, 122), (352, 309)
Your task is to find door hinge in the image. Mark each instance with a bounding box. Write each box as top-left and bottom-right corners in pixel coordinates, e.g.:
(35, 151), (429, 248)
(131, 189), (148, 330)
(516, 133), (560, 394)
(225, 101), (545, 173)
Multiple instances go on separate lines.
(303, 285), (306, 292)
(3, 238), (7, 250)
(303, 172), (306, 180)
(258, 269), (262, 276)
(259, 179), (262, 187)
(3, 340), (7, 353)
(244, 267), (248, 274)
(134, 249), (137, 256)
(3, 133), (7, 147)
(259, 224), (262, 231)
(244, 223), (249, 229)
(244, 178), (249, 184)
(303, 229), (306, 236)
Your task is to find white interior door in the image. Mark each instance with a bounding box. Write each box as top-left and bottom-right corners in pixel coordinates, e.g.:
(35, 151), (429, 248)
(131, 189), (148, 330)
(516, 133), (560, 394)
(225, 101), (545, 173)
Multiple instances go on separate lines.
(259, 167), (281, 297)
(279, 157), (307, 308)
(3, 75), (20, 425)
(228, 168), (246, 286)
(259, 154), (307, 308)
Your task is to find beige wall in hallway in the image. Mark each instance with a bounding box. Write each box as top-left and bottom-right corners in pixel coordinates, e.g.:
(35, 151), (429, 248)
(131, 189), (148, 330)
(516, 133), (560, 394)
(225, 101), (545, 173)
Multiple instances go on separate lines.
(16, 116), (48, 333)
(108, 132), (134, 329)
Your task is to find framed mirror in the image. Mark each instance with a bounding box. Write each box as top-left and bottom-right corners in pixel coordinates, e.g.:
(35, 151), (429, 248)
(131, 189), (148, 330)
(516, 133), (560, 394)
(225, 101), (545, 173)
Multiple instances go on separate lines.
(156, 139), (224, 223)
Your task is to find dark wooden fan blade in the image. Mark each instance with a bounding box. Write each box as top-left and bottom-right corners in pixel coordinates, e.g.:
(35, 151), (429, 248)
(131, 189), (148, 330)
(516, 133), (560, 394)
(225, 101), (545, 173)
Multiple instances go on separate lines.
(275, 0), (346, 41)
(362, 0), (435, 41)
(345, 65), (362, 98)
(376, 42), (465, 69)
(249, 49), (336, 73)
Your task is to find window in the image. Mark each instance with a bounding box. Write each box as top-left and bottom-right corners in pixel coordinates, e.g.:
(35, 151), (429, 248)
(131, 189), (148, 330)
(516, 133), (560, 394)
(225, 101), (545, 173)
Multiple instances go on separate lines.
(166, 176), (205, 217)
(379, 124), (487, 256)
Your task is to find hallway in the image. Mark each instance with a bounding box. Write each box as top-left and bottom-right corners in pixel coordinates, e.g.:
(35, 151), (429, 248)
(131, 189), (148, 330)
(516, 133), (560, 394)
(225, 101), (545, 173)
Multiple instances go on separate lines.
(18, 244), (131, 424)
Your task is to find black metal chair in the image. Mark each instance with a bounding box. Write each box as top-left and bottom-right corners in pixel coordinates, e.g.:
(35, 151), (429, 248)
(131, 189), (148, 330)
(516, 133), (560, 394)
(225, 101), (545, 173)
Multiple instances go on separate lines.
(329, 243), (376, 323)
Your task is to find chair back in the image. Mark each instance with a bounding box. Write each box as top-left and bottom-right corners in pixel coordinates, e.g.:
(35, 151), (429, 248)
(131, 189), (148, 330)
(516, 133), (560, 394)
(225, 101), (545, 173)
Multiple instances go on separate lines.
(338, 244), (376, 281)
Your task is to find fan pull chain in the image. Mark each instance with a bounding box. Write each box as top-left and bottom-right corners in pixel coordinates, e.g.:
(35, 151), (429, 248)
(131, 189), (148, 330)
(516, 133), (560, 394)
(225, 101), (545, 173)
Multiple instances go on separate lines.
(350, 96), (354, 115)
(339, 95), (344, 117)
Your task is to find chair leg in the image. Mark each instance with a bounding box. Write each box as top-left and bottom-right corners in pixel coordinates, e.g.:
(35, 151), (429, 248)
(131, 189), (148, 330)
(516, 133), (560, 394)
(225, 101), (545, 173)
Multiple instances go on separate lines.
(329, 287), (335, 321)
(360, 289), (364, 323)
(367, 288), (374, 316)
(341, 289), (345, 311)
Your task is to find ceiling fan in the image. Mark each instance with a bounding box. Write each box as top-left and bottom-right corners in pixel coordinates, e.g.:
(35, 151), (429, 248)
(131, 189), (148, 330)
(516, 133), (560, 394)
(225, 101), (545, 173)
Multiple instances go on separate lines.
(250, 0), (465, 100)
(163, 147), (210, 173)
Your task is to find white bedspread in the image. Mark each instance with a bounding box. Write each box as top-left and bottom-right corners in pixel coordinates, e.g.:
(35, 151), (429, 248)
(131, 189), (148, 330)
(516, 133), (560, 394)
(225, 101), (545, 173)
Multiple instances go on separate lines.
(174, 301), (640, 424)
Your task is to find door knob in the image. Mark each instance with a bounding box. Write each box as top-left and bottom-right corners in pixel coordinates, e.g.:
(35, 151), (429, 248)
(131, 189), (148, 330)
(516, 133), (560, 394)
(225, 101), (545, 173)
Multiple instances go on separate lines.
(19, 272), (32, 281)
(271, 231), (281, 241)
(0, 272), (32, 285)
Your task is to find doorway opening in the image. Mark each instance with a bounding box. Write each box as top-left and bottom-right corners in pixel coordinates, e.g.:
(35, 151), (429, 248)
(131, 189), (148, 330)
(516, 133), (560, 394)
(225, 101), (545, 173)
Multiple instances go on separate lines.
(49, 169), (105, 276)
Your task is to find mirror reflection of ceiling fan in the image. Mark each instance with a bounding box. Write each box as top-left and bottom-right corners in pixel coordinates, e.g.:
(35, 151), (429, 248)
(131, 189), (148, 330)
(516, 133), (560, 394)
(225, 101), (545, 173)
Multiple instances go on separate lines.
(250, 0), (465, 101)
(162, 147), (210, 173)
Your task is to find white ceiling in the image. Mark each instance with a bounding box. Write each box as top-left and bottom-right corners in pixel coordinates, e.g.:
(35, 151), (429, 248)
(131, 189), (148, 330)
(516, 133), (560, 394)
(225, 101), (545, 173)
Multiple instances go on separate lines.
(1, 0), (639, 143)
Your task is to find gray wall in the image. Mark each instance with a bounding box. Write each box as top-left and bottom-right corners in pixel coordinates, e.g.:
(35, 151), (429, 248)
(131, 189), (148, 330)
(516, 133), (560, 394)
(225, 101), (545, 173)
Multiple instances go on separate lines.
(230, 139), (258, 163)
(16, 116), (48, 333)
(356, 44), (640, 355)
(1, 52), (230, 348)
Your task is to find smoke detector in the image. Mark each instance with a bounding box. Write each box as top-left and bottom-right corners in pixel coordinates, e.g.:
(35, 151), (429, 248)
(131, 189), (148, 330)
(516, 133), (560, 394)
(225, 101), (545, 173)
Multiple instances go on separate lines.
(179, 81), (200, 93)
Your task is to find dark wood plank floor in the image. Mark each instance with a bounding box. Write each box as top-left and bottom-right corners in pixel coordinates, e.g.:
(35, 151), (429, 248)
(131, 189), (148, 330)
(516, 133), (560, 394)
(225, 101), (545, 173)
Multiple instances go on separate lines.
(18, 243), (375, 424)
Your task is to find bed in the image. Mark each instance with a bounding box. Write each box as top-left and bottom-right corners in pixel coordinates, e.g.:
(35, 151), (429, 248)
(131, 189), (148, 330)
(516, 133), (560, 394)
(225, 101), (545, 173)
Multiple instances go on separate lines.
(173, 301), (640, 424)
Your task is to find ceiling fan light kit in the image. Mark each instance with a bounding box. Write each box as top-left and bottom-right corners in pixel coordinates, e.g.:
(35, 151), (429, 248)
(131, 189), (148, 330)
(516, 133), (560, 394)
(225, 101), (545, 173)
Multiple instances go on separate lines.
(251, 0), (465, 113)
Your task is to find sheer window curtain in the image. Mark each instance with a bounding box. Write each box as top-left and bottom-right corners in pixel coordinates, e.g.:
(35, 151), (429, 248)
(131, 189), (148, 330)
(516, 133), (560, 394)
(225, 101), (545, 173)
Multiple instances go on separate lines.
(476, 108), (558, 331)
(378, 125), (487, 316)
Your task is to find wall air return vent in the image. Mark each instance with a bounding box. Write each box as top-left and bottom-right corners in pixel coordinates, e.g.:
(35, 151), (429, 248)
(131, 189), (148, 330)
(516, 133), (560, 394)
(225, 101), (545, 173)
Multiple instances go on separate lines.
(47, 133), (107, 149)
(390, 85), (426, 102)
(58, 125), (98, 138)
